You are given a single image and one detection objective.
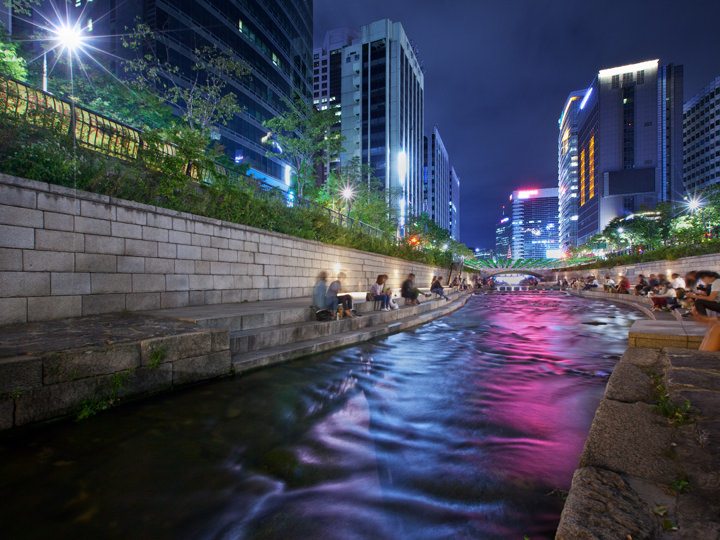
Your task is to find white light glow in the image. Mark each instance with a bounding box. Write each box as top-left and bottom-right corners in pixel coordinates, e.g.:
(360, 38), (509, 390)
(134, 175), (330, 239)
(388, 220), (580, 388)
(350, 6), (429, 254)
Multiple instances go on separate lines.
(398, 150), (407, 186)
(598, 59), (658, 79)
(580, 86), (593, 110)
(284, 165), (291, 186)
(56, 23), (84, 51)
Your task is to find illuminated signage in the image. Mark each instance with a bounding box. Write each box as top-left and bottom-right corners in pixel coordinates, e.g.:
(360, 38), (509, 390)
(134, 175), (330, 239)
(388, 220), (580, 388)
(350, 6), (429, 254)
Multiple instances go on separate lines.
(517, 189), (539, 199)
(598, 59), (658, 79)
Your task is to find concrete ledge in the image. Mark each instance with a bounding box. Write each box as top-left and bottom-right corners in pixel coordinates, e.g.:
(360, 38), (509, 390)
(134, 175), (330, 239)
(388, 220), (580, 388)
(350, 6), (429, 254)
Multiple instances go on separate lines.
(629, 320), (706, 350)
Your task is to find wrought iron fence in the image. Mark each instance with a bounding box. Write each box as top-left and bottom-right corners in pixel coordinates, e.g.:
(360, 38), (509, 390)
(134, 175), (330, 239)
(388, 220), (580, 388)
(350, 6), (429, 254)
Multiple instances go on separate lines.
(0, 77), (389, 240)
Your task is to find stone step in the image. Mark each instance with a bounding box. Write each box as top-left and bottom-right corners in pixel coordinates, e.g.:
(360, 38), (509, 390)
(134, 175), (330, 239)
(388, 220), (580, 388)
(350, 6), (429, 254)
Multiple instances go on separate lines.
(229, 292), (460, 355)
(231, 293), (469, 373)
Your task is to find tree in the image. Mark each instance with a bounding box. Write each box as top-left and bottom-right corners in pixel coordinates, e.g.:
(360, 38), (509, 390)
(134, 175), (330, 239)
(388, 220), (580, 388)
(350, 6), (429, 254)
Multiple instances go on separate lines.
(263, 92), (344, 198)
(0, 26), (27, 81)
(122, 22), (249, 136)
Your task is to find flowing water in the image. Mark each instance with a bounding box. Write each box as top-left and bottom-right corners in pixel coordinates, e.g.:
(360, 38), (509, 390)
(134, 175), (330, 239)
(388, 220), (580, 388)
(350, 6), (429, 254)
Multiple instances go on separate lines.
(0, 292), (641, 540)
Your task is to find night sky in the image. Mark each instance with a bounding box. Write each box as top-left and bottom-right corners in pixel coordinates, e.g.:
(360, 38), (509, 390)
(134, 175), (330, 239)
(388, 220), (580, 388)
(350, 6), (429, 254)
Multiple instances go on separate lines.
(313, 0), (720, 249)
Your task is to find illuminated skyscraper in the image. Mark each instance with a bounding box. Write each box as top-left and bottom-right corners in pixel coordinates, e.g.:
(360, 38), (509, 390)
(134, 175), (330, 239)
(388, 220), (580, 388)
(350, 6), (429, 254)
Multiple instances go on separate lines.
(423, 127), (450, 229)
(340, 19), (424, 235)
(683, 75), (720, 193)
(450, 166), (460, 240)
(313, 28), (359, 184)
(509, 188), (560, 260)
(558, 90), (586, 251)
(575, 59), (683, 245)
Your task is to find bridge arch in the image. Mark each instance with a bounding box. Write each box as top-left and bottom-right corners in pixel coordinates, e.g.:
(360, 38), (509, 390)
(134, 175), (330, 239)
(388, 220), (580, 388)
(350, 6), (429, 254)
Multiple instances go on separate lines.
(484, 269), (544, 279)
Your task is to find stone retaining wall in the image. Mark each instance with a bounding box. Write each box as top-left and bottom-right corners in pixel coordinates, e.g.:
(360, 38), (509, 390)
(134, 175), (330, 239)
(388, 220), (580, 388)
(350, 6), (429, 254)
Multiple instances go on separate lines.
(555, 252), (720, 282)
(0, 174), (447, 325)
(0, 328), (230, 430)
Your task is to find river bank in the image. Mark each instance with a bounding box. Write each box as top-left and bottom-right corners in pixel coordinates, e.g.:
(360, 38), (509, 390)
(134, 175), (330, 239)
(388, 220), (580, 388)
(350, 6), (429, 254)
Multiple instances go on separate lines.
(0, 289), (471, 432)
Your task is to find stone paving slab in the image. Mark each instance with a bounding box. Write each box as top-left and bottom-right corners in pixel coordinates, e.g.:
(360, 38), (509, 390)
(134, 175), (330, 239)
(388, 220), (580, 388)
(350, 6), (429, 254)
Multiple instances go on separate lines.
(629, 320), (707, 350)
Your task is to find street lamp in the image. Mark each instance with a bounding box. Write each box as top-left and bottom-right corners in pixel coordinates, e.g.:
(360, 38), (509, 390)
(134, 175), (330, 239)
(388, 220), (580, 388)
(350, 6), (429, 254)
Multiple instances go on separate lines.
(43, 22), (86, 92)
(339, 183), (355, 222)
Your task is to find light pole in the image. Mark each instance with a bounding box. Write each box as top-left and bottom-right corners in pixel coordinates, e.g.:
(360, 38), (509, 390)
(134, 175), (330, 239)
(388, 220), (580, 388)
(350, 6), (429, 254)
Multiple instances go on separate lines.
(340, 184), (355, 225)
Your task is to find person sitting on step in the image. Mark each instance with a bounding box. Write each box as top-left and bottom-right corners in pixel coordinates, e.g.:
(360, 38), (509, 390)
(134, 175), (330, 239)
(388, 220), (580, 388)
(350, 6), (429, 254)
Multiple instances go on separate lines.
(431, 276), (450, 301)
(370, 274), (391, 311)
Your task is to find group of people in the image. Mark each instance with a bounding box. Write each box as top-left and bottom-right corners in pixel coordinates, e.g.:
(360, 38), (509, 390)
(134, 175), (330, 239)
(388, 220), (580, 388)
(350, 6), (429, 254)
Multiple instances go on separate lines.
(312, 271), (459, 318)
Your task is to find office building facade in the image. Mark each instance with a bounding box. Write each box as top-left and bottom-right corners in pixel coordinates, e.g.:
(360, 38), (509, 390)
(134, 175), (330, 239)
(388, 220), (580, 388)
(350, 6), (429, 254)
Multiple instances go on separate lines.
(340, 19), (424, 234)
(557, 90), (585, 251)
(683, 75), (720, 193)
(576, 60), (683, 245)
(510, 188), (559, 260)
(313, 28), (358, 184)
(423, 127), (450, 230)
(450, 166), (460, 240)
(495, 211), (512, 261)
(13, 0), (313, 188)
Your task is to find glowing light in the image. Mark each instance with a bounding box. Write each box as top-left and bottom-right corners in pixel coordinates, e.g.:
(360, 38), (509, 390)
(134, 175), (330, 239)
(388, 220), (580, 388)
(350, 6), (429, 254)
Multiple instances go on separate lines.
(284, 165), (291, 186)
(580, 87), (593, 110)
(442, 243), (448, 251)
(333, 263), (341, 274)
(517, 190), (539, 199)
(409, 236), (419, 246)
(598, 59), (658, 79)
(56, 23), (84, 51)
(687, 197), (702, 212)
(340, 185), (355, 201)
(617, 227), (624, 233)
(398, 150), (407, 186)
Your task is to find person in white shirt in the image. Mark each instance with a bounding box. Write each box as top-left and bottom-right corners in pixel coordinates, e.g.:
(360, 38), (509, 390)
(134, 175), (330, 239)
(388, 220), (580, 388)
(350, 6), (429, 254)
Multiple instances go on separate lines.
(370, 274), (391, 311)
(688, 271), (720, 316)
(604, 276), (616, 292)
(670, 273), (686, 290)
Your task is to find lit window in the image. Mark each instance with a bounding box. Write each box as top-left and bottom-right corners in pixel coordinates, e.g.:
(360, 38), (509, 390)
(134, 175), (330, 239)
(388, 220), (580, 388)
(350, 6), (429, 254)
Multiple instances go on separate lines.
(589, 136), (595, 199)
(580, 149), (586, 206)
(238, 19), (243, 32)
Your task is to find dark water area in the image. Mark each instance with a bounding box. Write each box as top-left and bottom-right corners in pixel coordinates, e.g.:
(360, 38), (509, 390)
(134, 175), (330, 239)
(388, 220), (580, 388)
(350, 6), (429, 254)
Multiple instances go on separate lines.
(0, 293), (641, 540)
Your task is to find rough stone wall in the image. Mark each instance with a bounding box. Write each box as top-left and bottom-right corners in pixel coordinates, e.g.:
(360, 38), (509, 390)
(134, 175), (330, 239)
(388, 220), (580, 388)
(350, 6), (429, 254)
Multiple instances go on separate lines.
(0, 174), (447, 325)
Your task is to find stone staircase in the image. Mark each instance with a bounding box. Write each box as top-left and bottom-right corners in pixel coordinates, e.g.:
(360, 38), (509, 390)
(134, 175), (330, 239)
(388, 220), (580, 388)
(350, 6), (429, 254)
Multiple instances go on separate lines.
(150, 290), (472, 373)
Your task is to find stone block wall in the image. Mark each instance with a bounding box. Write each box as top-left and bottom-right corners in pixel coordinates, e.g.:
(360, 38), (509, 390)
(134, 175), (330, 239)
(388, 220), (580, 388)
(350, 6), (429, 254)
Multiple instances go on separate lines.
(0, 174), (446, 325)
(554, 253), (720, 283)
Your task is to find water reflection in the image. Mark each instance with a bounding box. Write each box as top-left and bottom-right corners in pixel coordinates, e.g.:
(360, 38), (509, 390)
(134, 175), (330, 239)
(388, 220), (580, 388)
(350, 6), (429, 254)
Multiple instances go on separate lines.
(0, 292), (640, 539)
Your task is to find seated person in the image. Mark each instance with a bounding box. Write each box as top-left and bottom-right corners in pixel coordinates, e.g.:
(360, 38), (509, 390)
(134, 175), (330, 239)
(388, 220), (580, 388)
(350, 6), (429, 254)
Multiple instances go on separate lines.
(312, 271), (328, 311)
(650, 283), (677, 311)
(401, 273), (429, 305)
(692, 309), (720, 351)
(326, 272), (356, 318)
(583, 276), (599, 290)
(370, 274), (391, 311)
(687, 271), (720, 316)
(431, 276), (450, 300)
(618, 276), (631, 294)
(603, 276), (616, 292)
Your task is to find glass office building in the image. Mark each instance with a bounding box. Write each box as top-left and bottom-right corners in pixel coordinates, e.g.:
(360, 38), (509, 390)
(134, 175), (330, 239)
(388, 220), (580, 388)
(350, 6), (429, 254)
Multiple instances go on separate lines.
(13, 0), (313, 188)
(509, 188), (560, 260)
(424, 127), (450, 230)
(575, 60), (683, 245)
(340, 19), (424, 235)
(683, 75), (720, 193)
(557, 90), (585, 251)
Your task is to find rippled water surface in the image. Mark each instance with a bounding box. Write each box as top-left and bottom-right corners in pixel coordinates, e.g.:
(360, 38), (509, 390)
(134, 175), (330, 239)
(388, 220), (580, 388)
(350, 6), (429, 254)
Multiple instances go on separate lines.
(0, 293), (641, 539)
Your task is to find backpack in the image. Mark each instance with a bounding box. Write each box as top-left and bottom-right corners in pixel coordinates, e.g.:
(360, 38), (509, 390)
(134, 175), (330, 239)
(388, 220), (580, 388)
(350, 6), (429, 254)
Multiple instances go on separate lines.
(315, 309), (334, 321)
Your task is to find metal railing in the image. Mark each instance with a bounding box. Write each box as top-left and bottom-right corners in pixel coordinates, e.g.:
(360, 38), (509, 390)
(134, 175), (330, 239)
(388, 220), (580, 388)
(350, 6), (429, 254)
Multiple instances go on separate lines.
(0, 77), (389, 240)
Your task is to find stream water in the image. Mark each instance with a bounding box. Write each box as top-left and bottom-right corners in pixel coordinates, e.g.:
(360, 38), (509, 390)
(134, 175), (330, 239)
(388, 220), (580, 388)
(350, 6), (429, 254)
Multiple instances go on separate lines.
(0, 292), (641, 539)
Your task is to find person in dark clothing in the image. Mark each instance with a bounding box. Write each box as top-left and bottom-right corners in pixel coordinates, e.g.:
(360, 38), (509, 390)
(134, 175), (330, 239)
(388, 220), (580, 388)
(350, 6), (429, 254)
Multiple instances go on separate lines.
(401, 273), (428, 305)
(431, 276), (450, 300)
(687, 271), (720, 316)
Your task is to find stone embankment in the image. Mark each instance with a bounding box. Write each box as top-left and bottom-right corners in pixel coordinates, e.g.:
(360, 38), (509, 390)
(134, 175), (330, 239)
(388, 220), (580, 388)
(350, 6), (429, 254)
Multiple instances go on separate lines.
(0, 290), (471, 431)
(556, 289), (720, 539)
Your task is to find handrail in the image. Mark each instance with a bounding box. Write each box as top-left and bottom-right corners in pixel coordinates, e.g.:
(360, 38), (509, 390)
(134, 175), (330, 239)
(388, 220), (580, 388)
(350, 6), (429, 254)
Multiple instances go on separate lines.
(0, 77), (389, 240)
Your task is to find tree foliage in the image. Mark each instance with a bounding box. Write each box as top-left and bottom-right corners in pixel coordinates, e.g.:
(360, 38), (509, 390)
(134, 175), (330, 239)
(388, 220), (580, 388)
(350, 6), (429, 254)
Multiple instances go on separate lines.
(262, 92), (344, 198)
(122, 22), (249, 135)
(0, 26), (27, 81)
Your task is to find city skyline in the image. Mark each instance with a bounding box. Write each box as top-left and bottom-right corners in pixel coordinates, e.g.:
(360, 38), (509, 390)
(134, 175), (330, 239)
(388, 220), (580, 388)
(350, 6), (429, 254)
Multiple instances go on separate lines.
(314, 0), (720, 249)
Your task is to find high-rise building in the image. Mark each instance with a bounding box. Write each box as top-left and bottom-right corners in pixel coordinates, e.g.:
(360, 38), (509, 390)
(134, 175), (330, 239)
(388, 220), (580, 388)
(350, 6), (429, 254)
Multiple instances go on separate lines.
(683, 75), (720, 193)
(575, 59), (683, 245)
(13, 0), (313, 189)
(313, 28), (359, 183)
(340, 19), (424, 235)
(509, 188), (560, 260)
(558, 90), (586, 251)
(423, 127), (450, 229)
(495, 206), (512, 260)
(450, 166), (460, 240)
